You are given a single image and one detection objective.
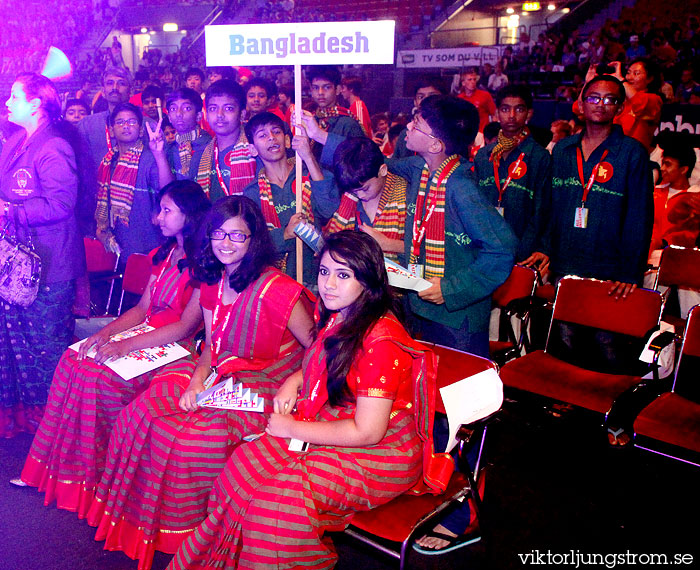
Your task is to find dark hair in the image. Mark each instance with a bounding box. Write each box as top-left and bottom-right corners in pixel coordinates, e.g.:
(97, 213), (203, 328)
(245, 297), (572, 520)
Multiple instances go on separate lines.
(341, 76), (362, 95)
(208, 66), (238, 81)
(581, 75), (627, 105)
(388, 123), (404, 142)
(102, 67), (132, 87)
(64, 98), (89, 113)
(245, 77), (275, 98)
(628, 57), (662, 94)
(166, 87), (203, 114)
(15, 73), (62, 121)
(414, 76), (448, 96)
(660, 139), (697, 174)
(185, 67), (205, 82)
(307, 65), (341, 86)
(278, 83), (294, 102)
(244, 111), (286, 143)
(483, 121), (501, 141)
(154, 180), (212, 271)
(205, 79), (245, 110)
(333, 137), (385, 193)
(109, 102), (143, 126)
(193, 196), (277, 292)
(142, 84), (164, 102)
(371, 112), (390, 133)
(461, 66), (480, 77)
(317, 230), (400, 407)
(495, 84), (533, 108)
(419, 95), (479, 156)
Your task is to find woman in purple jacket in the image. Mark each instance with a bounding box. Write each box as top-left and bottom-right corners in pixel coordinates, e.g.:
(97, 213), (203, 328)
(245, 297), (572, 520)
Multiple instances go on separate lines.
(0, 73), (84, 437)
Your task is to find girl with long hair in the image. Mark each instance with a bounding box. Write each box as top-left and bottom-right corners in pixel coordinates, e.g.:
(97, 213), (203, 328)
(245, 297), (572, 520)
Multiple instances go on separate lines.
(168, 230), (442, 570)
(87, 196), (315, 570)
(15, 180), (210, 517)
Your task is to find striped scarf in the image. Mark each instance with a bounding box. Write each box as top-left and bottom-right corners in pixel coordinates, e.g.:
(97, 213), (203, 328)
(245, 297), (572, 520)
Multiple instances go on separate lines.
(257, 158), (314, 229)
(490, 127), (530, 168)
(315, 104), (352, 131)
(326, 172), (407, 262)
(175, 127), (200, 177)
(410, 155), (461, 279)
(194, 132), (256, 197)
(95, 142), (143, 249)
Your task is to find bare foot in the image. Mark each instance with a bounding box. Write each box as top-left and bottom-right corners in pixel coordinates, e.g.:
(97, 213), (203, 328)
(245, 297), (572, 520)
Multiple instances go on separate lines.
(415, 523), (457, 550)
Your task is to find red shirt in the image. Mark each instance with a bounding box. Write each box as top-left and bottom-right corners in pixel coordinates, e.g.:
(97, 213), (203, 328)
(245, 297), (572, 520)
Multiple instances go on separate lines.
(458, 89), (496, 133)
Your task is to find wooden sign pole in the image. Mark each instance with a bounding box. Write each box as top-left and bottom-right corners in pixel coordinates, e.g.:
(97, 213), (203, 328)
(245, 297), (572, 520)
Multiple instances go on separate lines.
(294, 63), (303, 284)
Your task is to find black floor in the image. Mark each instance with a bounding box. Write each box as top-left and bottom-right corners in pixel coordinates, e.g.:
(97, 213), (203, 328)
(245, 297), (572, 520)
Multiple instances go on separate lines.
(1, 398), (698, 570)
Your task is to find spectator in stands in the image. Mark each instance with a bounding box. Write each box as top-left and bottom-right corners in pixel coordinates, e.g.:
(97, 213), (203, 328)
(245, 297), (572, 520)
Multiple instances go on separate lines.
(94, 103), (162, 259)
(547, 75), (653, 299)
(63, 98), (89, 125)
(458, 66), (496, 133)
(277, 83), (294, 118)
(340, 75), (372, 136)
(547, 119), (573, 153)
(474, 85), (552, 265)
(483, 121), (500, 146)
(207, 66), (237, 87)
(615, 58), (663, 153)
(189, 79), (257, 201)
(392, 76), (448, 159)
(141, 84), (164, 122)
(626, 34), (647, 60)
(162, 117), (176, 145)
(371, 112), (390, 144)
(295, 65), (365, 169)
(185, 68), (205, 96)
(487, 61), (509, 94)
(675, 67), (699, 103)
(243, 77), (284, 122)
(165, 87), (212, 181)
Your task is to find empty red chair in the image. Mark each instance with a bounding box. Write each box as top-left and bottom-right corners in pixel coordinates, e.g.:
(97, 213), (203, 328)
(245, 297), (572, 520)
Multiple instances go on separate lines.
(116, 253), (153, 315)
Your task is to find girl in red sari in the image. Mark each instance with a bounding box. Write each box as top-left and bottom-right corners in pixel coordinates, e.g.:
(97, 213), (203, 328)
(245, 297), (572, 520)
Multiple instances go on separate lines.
(14, 180), (210, 517)
(169, 230), (440, 570)
(87, 196), (315, 570)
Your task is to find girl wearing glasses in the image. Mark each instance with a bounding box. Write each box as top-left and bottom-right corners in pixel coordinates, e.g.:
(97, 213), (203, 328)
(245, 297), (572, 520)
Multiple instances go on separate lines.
(16, 180), (210, 516)
(87, 196), (315, 570)
(95, 102), (162, 263)
(168, 230), (442, 570)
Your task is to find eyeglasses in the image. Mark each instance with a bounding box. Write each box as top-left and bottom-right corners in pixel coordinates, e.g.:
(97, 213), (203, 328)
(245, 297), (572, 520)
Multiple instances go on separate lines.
(209, 229), (251, 242)
(582, 95), (620, 106)
(114, 118), (139, 127)
(410, 115), (438, 140)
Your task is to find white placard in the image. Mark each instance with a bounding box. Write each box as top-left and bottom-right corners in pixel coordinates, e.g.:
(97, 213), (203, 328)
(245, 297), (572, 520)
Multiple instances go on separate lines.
(397, 47), (500, 69)
(384, 258), (432, 292)
(205, 21), (396, 67)
(439, 368), (503, 454)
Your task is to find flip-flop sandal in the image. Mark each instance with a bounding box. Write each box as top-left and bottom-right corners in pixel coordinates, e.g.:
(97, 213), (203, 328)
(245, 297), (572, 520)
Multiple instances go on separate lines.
(9, 477), (28, 487)
(607, 426), (631, 447)
(412, 530), (481, 555)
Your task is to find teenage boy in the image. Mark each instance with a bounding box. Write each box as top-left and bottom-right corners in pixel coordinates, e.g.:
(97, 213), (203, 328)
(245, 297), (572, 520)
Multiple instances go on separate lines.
(340, 75), (372, 136)
(326, 137), (408, 263)
(547, 75), (653, 299)
(242, 112), (334, 285)
(189, 80), (257, 201)
(185, 68), (205, 96)
(244, 77), (285, 122)
(474, 85), (552, 265)
(291, 65), (364, 168)
(165, 87), (212, 180)
(141, 84), (164, 122)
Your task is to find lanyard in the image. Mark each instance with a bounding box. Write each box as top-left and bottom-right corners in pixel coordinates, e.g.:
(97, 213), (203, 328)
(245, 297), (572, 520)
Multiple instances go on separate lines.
(210, 276), (233, 367)
(493, 152), (525, 207)
(144, 248), (174, 324)
(576, 148), (608, 206)
(410, 157), (459, 261)
(213, 145), (231, 196)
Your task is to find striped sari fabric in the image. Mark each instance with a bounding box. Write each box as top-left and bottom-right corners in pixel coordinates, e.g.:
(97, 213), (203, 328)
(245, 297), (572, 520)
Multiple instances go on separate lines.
(20, 249), (196, 518)
(86, 269), (312, 570)
(168, 313), (437, 570)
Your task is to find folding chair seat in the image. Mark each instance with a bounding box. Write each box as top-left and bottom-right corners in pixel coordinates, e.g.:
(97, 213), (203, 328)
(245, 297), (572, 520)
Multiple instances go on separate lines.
(500, 276), (663, 415)
(489, 265), (538, 365)
(654, 246), (700, 331)
(632, 305), (700, 465)
(83, 237), (120, 316)
(343, 343), (501, 569)
(116, 253), (153, 315)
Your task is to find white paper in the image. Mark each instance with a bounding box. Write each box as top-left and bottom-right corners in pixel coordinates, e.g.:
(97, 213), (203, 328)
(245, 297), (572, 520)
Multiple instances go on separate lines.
(384, 258), (432, 292)
(196, 377), (265, 412)
(70, 323), (190, 380)
(439, 368), (504, 454)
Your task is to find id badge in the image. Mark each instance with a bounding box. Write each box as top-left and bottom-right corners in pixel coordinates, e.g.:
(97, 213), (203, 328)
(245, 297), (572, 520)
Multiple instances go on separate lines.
(496, 206), (505, 217)
(202, 369), (219, 390)
(574, 207), (588, 229)
(288, 438), (309, 452)
(408, 263), (424, 278)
